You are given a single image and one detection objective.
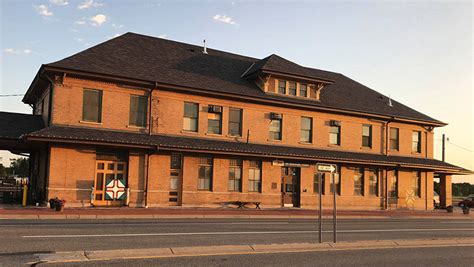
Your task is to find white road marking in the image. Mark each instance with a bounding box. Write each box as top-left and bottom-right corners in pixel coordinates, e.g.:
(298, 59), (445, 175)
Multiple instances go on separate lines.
(439, 222), (474, 224)
(22, 228), (474, 238)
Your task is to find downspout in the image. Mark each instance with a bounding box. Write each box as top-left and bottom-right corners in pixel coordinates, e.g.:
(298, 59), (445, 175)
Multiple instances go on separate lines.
(384, 118), (394, 210)
(41, 74), (55, 204)
(424, 130), (429, 210)
(144, 83), (157, 208)
(43, 75), (55, 126)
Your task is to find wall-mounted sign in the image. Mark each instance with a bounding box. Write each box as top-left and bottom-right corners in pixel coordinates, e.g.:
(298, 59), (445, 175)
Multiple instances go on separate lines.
(272, 160), (284, 166)
(272, 160), (310, 168)
(284, 162), (310, 168)
(105, 178), (126, 200)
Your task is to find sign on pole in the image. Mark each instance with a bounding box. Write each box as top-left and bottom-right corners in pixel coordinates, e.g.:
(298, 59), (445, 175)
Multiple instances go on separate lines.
(316, 163), (338, 243)
(316, 163), (337, 173)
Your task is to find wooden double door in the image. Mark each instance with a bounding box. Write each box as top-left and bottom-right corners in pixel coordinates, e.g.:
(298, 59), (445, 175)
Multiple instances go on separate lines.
(281, 167), (301, 207)
(93, 160), (127, 206)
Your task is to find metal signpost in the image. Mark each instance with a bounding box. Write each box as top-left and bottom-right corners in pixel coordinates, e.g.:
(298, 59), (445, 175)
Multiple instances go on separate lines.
(316, 163), (338, 243)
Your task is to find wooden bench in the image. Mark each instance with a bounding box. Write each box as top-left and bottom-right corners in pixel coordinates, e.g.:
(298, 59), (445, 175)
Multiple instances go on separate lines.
(227, 201), (261, 209)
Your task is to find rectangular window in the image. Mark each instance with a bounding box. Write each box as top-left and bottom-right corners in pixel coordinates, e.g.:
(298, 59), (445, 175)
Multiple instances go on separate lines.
(248, 161), (261, 192)
(390, 127), (399, 151)
(300, 117), (312, 143)
(198, 157), (212, 190)
(329, 125), (341, 145)
(228, 159), (242, 192)
(183, 102), (199, 132)
(329, 173), (341, 195)
(129, 95), (148, 127)
(412, 131), (421, 153)
(313, 173), (325, 195)
(207, 106), (222, 134)
(278, 80), (286, 94)
(289, 81), (297, 96)
(269, 116), (282, 141)
(300, 84), (307, 97)
(362, 124), (372, 148)
(354, 168), (364, 196)
(389, 170), (398, 198)
(170, 154), (182, 170)
(82, 89), (102, 122)
(368, 169), (378, 196)
(228, 108), (242, 136)
(413, 171), (421, 197)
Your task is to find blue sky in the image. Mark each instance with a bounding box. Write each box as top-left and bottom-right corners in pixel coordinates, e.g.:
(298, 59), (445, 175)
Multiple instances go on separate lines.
(1, 0), (472, 182)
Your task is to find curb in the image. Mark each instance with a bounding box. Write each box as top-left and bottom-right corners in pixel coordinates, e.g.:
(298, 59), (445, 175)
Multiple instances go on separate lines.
(2, 214), (473, 220)
(34, 237), (474, 264)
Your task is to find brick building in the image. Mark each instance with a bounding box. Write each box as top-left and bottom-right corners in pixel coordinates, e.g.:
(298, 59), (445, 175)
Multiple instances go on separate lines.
(0, 32), (469, 209)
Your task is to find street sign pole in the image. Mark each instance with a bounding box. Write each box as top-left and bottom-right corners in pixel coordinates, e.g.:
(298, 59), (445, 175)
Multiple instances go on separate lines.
(316, 163), (337, 244)
(332, 173), (337, 243)
(318, 172), (323, 243)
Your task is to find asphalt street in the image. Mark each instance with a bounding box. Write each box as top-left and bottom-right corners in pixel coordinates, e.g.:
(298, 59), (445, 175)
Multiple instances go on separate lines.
(0, 218), (473, 266)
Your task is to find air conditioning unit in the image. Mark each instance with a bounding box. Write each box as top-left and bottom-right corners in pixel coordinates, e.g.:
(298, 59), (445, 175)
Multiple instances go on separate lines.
(270, 112), (283, 120)
(329, 120), (341, 126)
(208, 105), (222, 113)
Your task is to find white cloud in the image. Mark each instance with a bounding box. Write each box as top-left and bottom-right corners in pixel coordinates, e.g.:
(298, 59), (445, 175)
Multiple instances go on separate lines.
(33, 5), (53, 17)
(3, 48), (17, 54)
(75, 20), (86, 25)
(158, 34), (167, 38)
(78, 0), (103, 10)
(50, 0), (68, 6)
(74, 37), (84, 42)
(112, 24), (124, 29)
(213, 14), (236, 25)
(3, 48), (33, 55)
(90, 14), (107, 26)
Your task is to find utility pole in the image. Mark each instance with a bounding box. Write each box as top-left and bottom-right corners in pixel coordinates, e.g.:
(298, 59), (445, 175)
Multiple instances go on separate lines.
(442, 134), (445, 162)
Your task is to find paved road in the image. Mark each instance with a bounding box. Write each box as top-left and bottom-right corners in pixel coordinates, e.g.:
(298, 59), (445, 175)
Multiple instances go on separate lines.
(0, 218), (473, 266)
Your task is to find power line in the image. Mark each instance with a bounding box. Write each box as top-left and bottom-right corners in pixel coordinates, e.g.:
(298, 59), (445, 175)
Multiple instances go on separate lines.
(446, 141), (474, 153)
(0, 94), (24, 97)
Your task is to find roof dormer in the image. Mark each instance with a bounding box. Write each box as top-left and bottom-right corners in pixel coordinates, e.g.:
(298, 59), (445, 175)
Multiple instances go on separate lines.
(242, 54), (334, 101)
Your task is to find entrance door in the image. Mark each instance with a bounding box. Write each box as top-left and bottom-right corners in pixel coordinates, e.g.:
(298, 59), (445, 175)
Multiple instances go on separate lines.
(281, 167), (301, 207)
(93, 160), (127, 206)
(169, 154), (183, 206)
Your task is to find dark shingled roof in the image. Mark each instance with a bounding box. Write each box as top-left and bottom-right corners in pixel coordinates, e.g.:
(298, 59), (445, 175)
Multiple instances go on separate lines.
(40, 32), (442, 125)
(243, 54), (334, 82)
(25, 126), (466, 172)
(0, 112), (44, 139)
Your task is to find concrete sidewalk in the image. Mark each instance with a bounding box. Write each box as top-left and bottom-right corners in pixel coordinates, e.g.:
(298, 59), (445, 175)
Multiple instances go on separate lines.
(33, 237), (474, 264)
(0, 206), (472, 219)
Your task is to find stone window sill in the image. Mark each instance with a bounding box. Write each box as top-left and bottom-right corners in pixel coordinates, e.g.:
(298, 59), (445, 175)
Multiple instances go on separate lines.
(127, 125), (146, 130)
(205, 133), (223, 137)
(180, 130), (199, 134)
(79, 120), (102, 125)
(299, 141), (313, 145)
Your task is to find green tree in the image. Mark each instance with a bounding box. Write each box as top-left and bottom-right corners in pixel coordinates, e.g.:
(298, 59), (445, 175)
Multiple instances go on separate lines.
(0, 163), (7, 177)
(8, 158), (29, 177)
